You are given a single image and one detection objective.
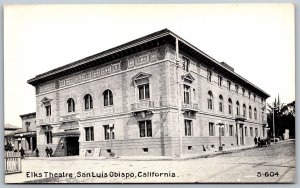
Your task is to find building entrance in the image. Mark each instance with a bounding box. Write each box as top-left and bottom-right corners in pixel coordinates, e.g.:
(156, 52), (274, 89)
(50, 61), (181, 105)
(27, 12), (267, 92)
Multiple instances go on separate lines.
(66, 137), (79, 156)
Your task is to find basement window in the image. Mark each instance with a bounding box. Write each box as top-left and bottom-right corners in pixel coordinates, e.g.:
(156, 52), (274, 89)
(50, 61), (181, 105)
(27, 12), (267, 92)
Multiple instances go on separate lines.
(143, 148), (149, 153)
(87, 150), (91, 153)
(107, 149), (111, 153)
(188, 146), (193, 150)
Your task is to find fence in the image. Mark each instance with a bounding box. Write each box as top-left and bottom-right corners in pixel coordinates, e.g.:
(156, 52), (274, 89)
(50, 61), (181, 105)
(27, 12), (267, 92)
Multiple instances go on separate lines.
(5, 151), (22, 174)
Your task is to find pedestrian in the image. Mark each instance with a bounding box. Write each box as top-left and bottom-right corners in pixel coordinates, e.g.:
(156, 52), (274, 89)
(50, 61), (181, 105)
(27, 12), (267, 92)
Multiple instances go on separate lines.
(20, 147), (25, 159)
(45, 146), (50, 158)
(35, 148), (39, 157)
(254, 136), (258, 146)
(258, 137), (261, 147)
(49, 147), (53, 157)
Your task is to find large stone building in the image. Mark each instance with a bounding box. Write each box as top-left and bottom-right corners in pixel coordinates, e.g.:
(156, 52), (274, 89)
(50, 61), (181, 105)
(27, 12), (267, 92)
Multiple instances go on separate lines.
(28, 29), (269, 157)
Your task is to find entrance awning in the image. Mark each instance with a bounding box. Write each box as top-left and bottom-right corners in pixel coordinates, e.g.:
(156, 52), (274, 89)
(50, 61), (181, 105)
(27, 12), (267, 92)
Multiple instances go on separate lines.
(53, 130), (80, 137)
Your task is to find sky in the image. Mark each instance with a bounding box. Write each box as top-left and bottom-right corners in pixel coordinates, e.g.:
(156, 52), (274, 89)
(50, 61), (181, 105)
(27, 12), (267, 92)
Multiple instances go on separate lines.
(4, 4), (295, 127)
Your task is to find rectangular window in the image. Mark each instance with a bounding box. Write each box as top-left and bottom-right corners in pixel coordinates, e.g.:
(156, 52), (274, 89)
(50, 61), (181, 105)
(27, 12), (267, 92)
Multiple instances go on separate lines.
(45, 131), (52, 144)
(250, 127), (253, 137)
(103, 125), (115, 140)
(85, 127), (94, 141)
(218, 76), (223, 87)
(229, 125), (234, 136)
(255, 128), (258, 137)
(45, 105), (51, 116)
(245, 127), (248, 137)
(207, 70), (212, 82)
(139, 120), (152, 137)
(227, 80), (231, 91)
(235, 84), (239, 94)
(184, 119), (192, 136)
(182, 57), (190, 71)
(183, 85), (190, 104)
(209, 122), (214, 136)
(254, 94), (256, 101)
(248, 91), (251, 99)
(242, 88), (245, 96)
(220, 126), (225, 136)
(138, 84), (150, 100)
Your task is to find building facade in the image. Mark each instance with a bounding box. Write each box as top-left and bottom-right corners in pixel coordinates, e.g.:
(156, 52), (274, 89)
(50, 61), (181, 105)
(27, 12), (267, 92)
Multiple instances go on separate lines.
(28, 29), (269, 157)
(14, 113), (37, 156)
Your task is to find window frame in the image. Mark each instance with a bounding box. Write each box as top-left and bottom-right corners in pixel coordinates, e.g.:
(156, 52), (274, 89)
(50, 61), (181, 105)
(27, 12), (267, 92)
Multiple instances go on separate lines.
(85, 127), (94, 141)
(45, 131), (52, 144)
(84, 94), (93, 110)
(138, 84), (150, 100)
(184, 119), (193, 136)
(182, 57), (190, 72)
(209, 122), (214, 136)
(139, 120), (152, 138)
(103, 89), (114, 106)
(67, 98), (75, 113)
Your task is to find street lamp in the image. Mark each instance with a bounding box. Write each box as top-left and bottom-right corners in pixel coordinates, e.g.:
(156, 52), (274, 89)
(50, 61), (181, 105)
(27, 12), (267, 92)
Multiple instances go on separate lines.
(216, 121), (225, 151)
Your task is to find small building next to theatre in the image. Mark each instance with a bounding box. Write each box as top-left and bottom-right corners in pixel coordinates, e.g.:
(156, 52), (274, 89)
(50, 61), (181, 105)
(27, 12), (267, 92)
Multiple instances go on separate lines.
(27, 29), (270, 157)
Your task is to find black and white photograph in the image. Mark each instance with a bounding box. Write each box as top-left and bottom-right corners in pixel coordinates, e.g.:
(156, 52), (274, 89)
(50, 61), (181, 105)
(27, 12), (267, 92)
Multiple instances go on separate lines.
(3, 3), (295, 183)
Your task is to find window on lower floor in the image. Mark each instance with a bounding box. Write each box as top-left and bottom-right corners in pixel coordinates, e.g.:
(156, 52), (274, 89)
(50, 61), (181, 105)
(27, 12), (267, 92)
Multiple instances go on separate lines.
(184, 119), (192, 136)
(255, 128), (258, 137)
(103, 125), (115, 140)
(245, 127), (248, 137)
(220, 126), (225, 136)
(250, 127), (253, 137)
(139, 120), (152, 137)
(45, 131), (52, 144)
(85, 127), (94, 141)
(209, 122), (214, 136)
(229, 125), (234, 136)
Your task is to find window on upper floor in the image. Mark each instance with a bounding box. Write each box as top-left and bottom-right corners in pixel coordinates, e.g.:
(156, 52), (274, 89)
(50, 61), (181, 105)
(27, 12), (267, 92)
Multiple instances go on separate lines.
(243, 104), (246, 117)
(139, 120), (152, 138)
(227, 80), (231, 91)
(183, 85), (191, 104)
(228, 98), (233, 114)
(254, 94), (256, 101)
(254, 108), (257, 120)
(103, 89), (113, 106)
(235, 84), (239, 94)
(45, 105), (51, 116)
(207, 70), (212, 82)
(236, 101), (240, 115)
(242, 88), (245, 96)
(219, 95), (224, 112)
(138, 84), (149, 100)
(67, 98), (75, 113)
(248, 91), (251, 99)
(184, 119), (192, 136)
(84, 94), (93, 110)
(208, 91), (213, 110)
(249, 106), (252, 119)
(218, 76), (223, 87)
(182, 57), (190, 71)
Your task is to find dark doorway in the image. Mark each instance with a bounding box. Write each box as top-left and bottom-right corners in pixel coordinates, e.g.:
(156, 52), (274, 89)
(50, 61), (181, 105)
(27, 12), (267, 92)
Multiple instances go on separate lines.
(32, 137), (37, 151)
(66, 137), (79, 156)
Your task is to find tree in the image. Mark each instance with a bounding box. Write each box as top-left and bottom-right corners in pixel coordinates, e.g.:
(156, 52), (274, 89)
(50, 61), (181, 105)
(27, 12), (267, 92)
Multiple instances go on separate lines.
(267, 95), (295, 139)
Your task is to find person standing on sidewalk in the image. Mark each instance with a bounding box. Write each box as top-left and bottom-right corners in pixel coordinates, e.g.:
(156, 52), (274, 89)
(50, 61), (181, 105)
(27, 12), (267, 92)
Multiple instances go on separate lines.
(35, 148), (39, 157)
(20, 147), (25, 159)
(254, 136), (258, 146)
(49, 147), (53, 157)
(45, 146), (50, 158)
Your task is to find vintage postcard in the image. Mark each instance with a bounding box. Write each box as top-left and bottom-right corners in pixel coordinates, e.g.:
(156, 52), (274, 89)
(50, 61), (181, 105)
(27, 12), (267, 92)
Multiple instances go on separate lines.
(4, 4), (295, 183)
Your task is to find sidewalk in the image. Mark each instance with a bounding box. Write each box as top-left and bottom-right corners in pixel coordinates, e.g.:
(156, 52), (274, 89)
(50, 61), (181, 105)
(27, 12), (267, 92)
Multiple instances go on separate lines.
(24, 144), (258, 161)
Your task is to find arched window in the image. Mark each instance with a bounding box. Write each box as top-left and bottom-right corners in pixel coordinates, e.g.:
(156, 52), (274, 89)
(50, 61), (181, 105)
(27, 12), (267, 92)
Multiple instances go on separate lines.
(243, 104), (246, 117)
(207, 91), (213, 110)
(254, 108), (257, 120)
(249, 106), (252, 119)
(228, 98), (232, 114)
(84, 94), (93, 110)
(219, 95), (223, 112)
(67, 98), (75, 112)
(103, 89), (113, 106)
(236, 101), (240, 115)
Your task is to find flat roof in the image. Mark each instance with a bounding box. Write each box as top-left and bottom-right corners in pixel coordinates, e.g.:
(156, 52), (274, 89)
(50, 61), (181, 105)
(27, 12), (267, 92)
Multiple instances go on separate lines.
(27, 28), (270, 98)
